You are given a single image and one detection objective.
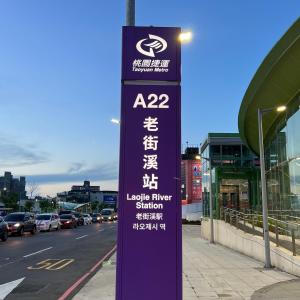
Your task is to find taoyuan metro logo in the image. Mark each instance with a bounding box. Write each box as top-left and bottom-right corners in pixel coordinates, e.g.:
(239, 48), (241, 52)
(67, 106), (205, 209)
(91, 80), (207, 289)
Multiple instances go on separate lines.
(136, 34), (168, 57)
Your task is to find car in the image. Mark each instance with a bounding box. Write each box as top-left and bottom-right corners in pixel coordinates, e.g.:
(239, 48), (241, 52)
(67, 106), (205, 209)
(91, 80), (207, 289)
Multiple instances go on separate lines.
(36, 213), (60, 232)
(91, 213), (102, 223)
(73, 212), (84, 226)
(0, 217), (8, 242)
(58, 210), (73, 216)
(5, 212), (37, 236)
(60, 214), (77, 229)
(101, 209), (117, 222)
(83, 214), (92, 225)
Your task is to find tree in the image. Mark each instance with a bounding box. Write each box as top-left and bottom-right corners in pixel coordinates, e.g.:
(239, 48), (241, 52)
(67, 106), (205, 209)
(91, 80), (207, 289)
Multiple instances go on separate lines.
(27, 182), (40, 199)
(91, 201), (98, 212)
(39, 200), (50, 213)
(25, 201), (34, 212)
(98, 202), (105, 211)
(1, 193), (19, 211)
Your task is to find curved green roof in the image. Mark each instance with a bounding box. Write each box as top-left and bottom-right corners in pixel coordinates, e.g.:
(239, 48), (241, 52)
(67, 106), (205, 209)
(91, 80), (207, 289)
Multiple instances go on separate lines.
(238, 18), (300, 155)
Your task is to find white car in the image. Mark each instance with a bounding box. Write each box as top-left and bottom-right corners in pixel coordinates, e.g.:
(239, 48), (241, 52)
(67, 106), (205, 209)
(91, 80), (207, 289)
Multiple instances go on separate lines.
(83, 214), (92, 225)
(36, 213), (60, 231)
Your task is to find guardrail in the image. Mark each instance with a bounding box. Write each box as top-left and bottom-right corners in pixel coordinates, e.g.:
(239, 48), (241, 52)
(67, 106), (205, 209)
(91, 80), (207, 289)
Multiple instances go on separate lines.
(220, 207), (300, 256)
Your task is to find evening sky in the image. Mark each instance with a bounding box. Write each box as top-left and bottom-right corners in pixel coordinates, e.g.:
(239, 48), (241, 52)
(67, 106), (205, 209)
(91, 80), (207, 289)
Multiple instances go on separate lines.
(0, 1), (299, 195)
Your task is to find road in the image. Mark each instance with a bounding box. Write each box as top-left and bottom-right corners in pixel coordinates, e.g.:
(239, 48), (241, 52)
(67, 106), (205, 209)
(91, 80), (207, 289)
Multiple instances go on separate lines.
(0, 222), (117, 300)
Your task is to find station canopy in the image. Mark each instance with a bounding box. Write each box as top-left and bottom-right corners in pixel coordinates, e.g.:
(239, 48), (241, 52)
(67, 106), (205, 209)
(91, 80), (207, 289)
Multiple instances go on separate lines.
(238, 18), (300, 154)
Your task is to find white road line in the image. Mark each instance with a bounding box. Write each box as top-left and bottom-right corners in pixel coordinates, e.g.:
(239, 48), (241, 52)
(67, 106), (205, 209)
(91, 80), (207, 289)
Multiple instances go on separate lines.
(23, 247), (53, 258)
(98, 229), (104, 232)
(75, 234), (88, 240)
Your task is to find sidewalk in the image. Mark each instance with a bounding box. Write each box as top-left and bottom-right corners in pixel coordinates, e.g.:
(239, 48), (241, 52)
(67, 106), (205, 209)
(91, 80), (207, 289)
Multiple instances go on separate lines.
(74, 225), (298, 300)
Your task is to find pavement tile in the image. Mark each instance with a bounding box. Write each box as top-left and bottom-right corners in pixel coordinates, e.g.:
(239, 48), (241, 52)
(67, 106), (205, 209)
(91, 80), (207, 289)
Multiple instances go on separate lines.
(73, 225), (297, 300)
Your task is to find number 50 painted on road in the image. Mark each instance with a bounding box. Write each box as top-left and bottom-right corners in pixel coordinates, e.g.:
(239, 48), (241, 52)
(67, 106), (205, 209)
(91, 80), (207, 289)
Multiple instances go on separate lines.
(28, 259), (74, 271)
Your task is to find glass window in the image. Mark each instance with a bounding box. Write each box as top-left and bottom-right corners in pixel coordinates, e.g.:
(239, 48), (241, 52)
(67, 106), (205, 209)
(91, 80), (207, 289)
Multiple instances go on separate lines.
(210, 145), (221, 156)
(286, 108), (300, 160)
(222, 145), (241, 157)
(265, 107), (300, 214)
(242, 145), (251, 157)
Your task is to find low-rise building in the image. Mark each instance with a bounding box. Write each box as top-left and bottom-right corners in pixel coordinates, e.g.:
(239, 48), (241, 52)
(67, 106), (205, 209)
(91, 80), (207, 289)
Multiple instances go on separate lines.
(56, 181), (118, 210)
(201, 133), (260, 218)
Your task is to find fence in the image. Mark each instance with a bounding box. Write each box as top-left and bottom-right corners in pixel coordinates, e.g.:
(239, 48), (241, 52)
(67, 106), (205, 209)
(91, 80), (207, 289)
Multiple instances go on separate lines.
(220, 207), (300, 256)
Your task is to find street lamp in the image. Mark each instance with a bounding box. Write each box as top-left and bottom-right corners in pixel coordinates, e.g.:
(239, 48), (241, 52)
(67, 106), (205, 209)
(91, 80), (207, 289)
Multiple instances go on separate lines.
(178, 31), (193, 43)
(111, 118), (120, 125)
(201, 156), (214, 243)
(258, 105), (286, 268)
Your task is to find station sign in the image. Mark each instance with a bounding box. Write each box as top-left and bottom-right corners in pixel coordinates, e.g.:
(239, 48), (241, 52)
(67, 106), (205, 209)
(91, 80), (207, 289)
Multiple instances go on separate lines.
(117, 26), (182, 300)
(122, 26), (181, 81)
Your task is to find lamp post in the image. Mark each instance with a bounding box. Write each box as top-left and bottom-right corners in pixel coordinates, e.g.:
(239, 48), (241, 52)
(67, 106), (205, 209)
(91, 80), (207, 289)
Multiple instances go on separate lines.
(19, 191), (21, 212)
(126, 0), (135, 26)
(258, 105), (286, 269)
(201, 156), (214, 243)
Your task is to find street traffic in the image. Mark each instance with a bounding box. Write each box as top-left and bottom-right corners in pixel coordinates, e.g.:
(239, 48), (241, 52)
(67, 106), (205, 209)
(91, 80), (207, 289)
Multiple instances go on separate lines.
(0, 211), (117, 300)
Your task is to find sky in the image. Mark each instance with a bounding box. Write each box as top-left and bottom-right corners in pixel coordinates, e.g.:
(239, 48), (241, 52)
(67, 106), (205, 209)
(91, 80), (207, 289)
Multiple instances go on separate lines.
(0, 1), (299, 196)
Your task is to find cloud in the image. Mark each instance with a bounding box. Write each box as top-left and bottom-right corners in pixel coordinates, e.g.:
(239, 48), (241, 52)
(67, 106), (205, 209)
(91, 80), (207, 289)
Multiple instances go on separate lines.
(0, 135), (49, 167)
(27, 161), (118, 184)
(68, 162), (85, 173)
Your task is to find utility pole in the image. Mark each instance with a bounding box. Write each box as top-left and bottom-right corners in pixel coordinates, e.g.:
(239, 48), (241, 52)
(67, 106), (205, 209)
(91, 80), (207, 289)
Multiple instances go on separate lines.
(258, 108), (271, 268)
(126, 0), (135, 26)
(209, 158), (214, 243)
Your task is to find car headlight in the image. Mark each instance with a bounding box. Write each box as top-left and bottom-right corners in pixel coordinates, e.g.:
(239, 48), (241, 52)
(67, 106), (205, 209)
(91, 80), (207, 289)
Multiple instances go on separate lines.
(13, 223), (21, 227)
(108, 217), (112, 220)
(97, 217), (100, 220)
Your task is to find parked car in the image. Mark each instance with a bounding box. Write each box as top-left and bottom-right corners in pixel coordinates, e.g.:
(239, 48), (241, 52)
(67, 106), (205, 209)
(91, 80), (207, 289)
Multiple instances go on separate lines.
(59, 210), (73, 215)
(4, 212), (37, 235)
(36, 213), (60, 232)
(101, 209), (117, 222)
(83, 214), (92, 225)
(73, 212), (84, 226)
(60, 214), (77, 229)
(0, 217), (8, 242)
(91, 213), (102, 223)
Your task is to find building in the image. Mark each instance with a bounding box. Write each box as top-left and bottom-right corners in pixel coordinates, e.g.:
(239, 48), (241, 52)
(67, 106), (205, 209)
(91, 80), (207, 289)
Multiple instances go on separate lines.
(239, 18), (300, 216)
(181, 147), (202, 204)
(57, 181), (118, 209)
(0, 171), (26, 198)
(68, 181), (100, 203)
(181, 147), (202, 221)
(201, 133), (260, 218)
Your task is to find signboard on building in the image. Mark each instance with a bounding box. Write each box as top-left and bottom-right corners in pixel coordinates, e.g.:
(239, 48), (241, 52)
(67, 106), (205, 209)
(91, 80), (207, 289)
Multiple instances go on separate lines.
(191, 161), (202, 201)
(117, 26), (182, 300)
(103, 195), (117, 206)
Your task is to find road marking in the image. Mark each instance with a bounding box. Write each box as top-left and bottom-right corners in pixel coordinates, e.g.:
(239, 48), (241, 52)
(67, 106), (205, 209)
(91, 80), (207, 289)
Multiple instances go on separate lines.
(28, 259), (74, 271)
(75, 234), (88, 240)
(46, 259), (74, 270)
(23, 247), (53, 258)
(58, 245), (116, 300)
(0, 277), (25, 299)
(98, 229), (104, 232)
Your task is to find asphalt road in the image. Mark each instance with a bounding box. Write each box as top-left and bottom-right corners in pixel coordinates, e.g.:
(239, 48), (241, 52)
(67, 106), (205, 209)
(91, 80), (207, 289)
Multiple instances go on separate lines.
(0, 222), (117, 300)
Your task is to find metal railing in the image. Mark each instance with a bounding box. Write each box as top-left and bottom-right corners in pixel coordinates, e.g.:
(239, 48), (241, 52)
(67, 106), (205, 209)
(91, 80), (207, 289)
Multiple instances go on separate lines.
(220, 207), (300, 256)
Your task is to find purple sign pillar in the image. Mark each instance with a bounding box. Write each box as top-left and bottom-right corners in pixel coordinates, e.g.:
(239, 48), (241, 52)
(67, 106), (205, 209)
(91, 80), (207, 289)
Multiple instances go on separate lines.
(117, 26), (182, 300)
